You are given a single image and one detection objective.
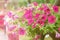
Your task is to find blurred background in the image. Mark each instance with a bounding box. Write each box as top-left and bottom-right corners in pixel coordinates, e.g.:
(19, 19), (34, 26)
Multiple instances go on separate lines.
(0, 0), (55, 9)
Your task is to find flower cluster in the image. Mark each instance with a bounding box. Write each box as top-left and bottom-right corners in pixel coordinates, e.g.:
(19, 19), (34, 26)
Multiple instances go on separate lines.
(0, 11), (26, 40)
(24, 4), (58, 28)
(22, 2), (60, 40)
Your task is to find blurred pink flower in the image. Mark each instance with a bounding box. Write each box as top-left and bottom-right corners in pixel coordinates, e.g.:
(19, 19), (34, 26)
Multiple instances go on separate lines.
(24, 13), (32, 19)
(42, 4), (47, 7)
(58, 27), (60, 31)
(12, 15), (19, 20)
(7, 12), (13, 18)
(53, 5), (59, 12)
(0, 20), (5, 30)
(8, 25), (16, 31)
(38, 7), (43, 10)
(33, 35), (41, 40)
(4, 21), (9, 26)
(41, 14), (47, 21)
(55, 32), (60, 38)
(0, 15), (5, 30)
(7, 12), (18, 20)
(0, 15), (4, 19)
(18, 27), (26, 35)
(32, 23), (36, 28)
(33, 2), (38, 6)
(38, 20), (45, 26)
(42, 4), (51, 15)
(24, 9), (33, 19)
(28, 19), (34, 25)
(48, 15), (56, 24)
(44, 7), (50, 15)
(24, 9), (34, 25)
(0, 20), (4, 25)
(0, 15), (4, 25)
(34, 13), (40, 19)
(8, 33), (19, 40)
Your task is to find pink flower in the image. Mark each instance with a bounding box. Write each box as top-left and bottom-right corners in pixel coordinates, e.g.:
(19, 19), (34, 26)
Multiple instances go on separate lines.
(24, 13), (32, 19)
(28, 19), (34, 25)
(7, 12), (13, 18)
(8, 25), (16, 31)
(38, 20), (45, 26)
(34, 13), (40, 19)
(42, 4), (47, 7)
(44, 7), (50, 15)
(33, 2), (38, 6)
(24, 9), (34, 25)
(41, 14), (47, 21)
(38, 7), (43, 10)
(0, 15), (5, 30)
(53, 5), (59, 13)
(18, 27), (26, 35)
(8, 33), (19, 40)
(55, 32), (60, 38)
(0, 15), (4, 19)
(24, 9), (33, 19)
(42, 4), (50, 15)
(0, 20), (4, 25)
(12, 15), (19, 20)
(32, 23), (36, 28)
(0, 19), (5, 30)
(7, 12), (18, 20)
(33, 35), (41, 40)
(48, 15), (56, 24)
(58, 27), (60, 31)
(42, 4), (48, 10)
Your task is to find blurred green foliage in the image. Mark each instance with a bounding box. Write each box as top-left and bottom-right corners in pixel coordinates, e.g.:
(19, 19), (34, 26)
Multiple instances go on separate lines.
(19, 1), (27, 7)
(32, 0), (55, 4)
(18, 0), (55, 6)
(32, 0), (45, 3)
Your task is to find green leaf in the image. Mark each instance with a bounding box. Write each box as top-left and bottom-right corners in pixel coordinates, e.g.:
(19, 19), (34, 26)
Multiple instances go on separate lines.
(48, 24), (56, 28)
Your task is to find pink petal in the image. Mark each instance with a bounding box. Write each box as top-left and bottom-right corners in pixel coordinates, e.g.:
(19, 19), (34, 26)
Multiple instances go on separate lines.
(48, 15), (56, 24)
(7, 12), (13, 18)
(53, 5), (59, 13)
(34, 13), (40, 19)
(41, 14), (47, 21)
(0, 20), (4, 25)
(32, 23), (36, 28)
(18, 27), (26, 35)
(38, 7), (43, 10)
(56, 32), (60, 38)
(58, 27), (60, 31)
(28, 19), (34, 25)
(8, 33), (19, 40)
(38, 20), (45, 26)
(8, 25), (16, 31)
(0, 19), (5, 30)
(33, 2), (38, 6)
(0, 15), (4, 19)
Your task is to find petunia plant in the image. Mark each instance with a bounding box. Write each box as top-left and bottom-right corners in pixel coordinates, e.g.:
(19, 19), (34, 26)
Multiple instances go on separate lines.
(20, 2), (60, 40)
